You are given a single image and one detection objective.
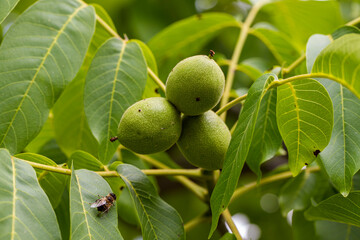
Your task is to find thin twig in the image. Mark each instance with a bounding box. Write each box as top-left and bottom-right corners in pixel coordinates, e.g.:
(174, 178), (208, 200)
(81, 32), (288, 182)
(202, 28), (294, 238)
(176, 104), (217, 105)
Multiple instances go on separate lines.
(222, 208), (242, 240)
(148, 67), (166, 92)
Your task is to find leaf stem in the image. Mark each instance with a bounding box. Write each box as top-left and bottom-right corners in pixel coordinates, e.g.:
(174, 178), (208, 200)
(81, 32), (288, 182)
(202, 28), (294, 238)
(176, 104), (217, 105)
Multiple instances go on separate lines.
(282, 53), (306, 75)
(148, 67), (166, 93)
(135, 154), (208, 201)
(18, 158), (208, 179)
(231, 166), (320, 202)
(216, 93), (247, 115)
(346, 16), (360, 26)
(95, 14), (122, 40)
(219, 1), (264, 121)
(222, 208), (242, 239)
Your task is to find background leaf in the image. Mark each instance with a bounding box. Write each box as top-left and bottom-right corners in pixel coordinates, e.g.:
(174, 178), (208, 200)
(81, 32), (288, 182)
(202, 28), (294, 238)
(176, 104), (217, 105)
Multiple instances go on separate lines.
(84, 37), (147, 163)
(210, 73), (277, 236)
(246, 88), (281, 177)
(250, 26), (301, 66)
(315, 220), (360, 240)
(276, 79), (333, 175)
(305, 191), (360, 227)
(0, 0), (19, 24)
(0, 0), (95, 154)
(148, 12), (240, 79)
(312, 34), (360, 99)
(279, 171), (328, 216)
(292, 211), (317, 240)
(70, 168), (123, 240)
(14, 152), (68, 208)
(25, 116), (54, 153)
(0, 149), (61, 239)
(260, 1), (342, 47)
(117, 164), (185, 240)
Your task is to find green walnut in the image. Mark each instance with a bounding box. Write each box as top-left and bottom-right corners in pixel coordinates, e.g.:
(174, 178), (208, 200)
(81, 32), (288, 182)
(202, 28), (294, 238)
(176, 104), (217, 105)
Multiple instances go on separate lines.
(166, 55), (225, 116)
(177, 110), (231, 170)
(117, 97), (181, 154)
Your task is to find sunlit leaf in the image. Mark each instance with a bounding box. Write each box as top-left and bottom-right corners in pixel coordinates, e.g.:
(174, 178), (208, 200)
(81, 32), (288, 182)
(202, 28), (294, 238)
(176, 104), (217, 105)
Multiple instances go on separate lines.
(276, 79), (333, 176)
(0, 0), (95, 154)
(261, 1), (342, 47)
(0, 148), (61, 239)
(312, 34), (360, 99)
(84, 38), (147, 163)
(117, 164), (185, 240)
(0, 0), (19, 24)
(14, 152), (68, 208)
(210, 73), (278, 237)
(70, 168), (123, 239)
(305, 191), (360, 227)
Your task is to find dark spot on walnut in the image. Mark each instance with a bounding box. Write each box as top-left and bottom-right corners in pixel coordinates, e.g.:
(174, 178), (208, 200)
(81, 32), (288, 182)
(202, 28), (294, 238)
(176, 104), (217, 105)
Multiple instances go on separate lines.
(196, 97), (200, 102)
(120, 186), (124, 190)
(154, 88), (159, 94)
(305, 163), (308, 166)
(138, 109), (141, 112)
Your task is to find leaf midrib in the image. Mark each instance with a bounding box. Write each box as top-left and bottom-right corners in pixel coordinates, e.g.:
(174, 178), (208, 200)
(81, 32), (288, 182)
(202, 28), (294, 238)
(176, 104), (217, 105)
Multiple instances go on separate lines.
(0, 4), (87, 148)
(75, 175), (92, 240)
(121, 175), (158, 240)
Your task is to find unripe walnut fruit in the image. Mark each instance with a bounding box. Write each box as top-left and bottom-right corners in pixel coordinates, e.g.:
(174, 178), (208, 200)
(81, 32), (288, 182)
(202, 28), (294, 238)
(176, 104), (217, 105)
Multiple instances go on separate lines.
(166, 55), (225, 116)
(117, 97), (181, 154)
(177, 110), (231, 170)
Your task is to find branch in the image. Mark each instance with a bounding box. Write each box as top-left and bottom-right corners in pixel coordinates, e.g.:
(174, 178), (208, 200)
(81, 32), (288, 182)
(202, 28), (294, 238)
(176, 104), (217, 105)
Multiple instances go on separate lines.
(148, 67), (166, 93)
(219, 1), (264, 121)
(216, 93), (247, 115)
(222, 208), (242, 240)
(231, 166), (320, 202)
(135, 154), (208, 201)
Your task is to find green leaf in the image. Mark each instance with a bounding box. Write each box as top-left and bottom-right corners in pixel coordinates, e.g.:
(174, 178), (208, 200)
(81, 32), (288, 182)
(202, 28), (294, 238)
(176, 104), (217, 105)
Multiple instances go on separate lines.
(279, 171), (328, 216)
(306, 34), (331, 73)
(318, 80), (360, 197)
(53, 4), (115, 158)
(315, 221), (360, 240)
(276, 79), (333, 176)
(210, 73), (278, 237)
(246, 88), (282, 177)
(84, 38), (147, 163)
(117, 164), (185, 240)
(0, 0), (19, 24)
(0, 148), (61, 239)
(312, 34), (360, 99)
(55, 187), (71, 240)
(148, 12), (240, 79)
(70, 150), (103, 171)
(70, 168), (123, 239)
(250, 26), (301, 66)
(305, 191), (360, 227)
(0, 0), (96, 154)
(25, 116), (54, 153)
(219, 233), (236, 240)
(260, 1), (342, 47)
(14, 152), (68, 208)
(331, 26), (360, 40)
(133, 40), (161, 98)
(292, 211), (317, 240)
